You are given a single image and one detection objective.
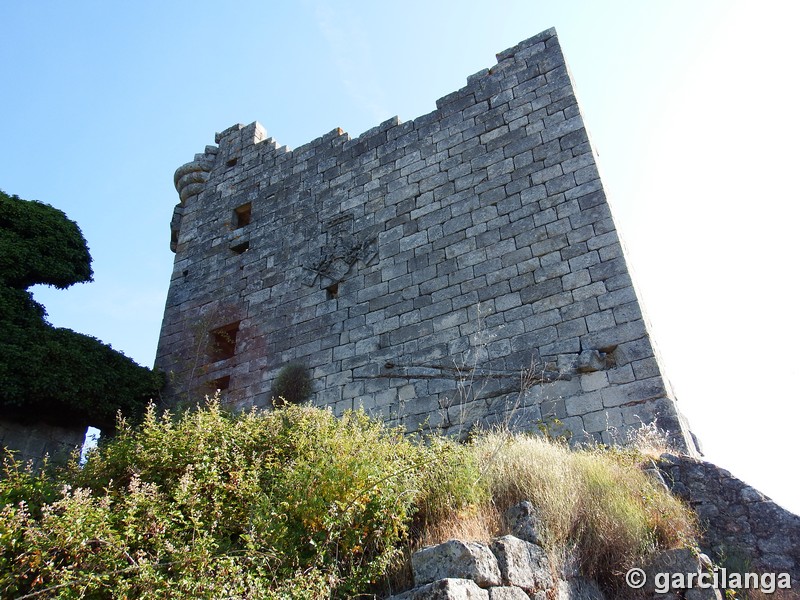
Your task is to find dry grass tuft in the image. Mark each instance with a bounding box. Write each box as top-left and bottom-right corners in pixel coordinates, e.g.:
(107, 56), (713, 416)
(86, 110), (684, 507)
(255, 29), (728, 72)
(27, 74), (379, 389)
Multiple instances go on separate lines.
(620, 420), (676, 459)
(417, 504), (502, 548)
(412, 430), (698, 592)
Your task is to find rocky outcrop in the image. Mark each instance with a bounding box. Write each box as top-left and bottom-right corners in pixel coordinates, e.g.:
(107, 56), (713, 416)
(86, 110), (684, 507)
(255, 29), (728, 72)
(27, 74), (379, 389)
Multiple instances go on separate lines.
(391, 534), (566, 600)
(503, 501), (543, 546)
(491, 535), (553, 594)
(390, 578), (490, 600)
(389, 502), (601, 600)
(658, 453), (799, 586)
(387, 499), (797, 599)
(391, 535), (748, 600)
(412, 540), (502, 588)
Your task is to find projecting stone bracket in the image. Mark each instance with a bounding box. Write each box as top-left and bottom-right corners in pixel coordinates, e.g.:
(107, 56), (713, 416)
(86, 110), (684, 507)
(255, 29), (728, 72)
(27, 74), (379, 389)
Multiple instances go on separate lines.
(574, 346), (617, 373)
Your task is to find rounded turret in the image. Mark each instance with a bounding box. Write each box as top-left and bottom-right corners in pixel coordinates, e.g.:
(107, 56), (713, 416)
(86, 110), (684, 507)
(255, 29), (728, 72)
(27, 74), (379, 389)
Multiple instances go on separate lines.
(174, 146), (218, 204)
(169, 145), (218, 252)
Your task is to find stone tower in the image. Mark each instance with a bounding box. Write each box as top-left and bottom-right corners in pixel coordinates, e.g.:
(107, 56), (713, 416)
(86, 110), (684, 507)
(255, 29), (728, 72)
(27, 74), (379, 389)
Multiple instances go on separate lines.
(156, 28), (698, 453)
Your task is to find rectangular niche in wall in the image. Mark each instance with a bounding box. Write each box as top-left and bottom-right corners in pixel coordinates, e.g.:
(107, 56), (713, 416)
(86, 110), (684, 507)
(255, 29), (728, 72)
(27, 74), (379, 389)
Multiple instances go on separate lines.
(209, 322), (240, 361)
(231, 240), (250, 254)
(210, 375), (231, 391)
(233, 203), (251, 228)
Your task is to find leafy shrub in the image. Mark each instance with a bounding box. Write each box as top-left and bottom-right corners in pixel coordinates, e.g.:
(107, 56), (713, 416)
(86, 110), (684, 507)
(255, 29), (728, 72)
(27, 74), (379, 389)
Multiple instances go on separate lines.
(0, 401), (425, 598)
(0, 451), (60, 518)
(271, 362), (313, 406)
(0, 400), (699, 598)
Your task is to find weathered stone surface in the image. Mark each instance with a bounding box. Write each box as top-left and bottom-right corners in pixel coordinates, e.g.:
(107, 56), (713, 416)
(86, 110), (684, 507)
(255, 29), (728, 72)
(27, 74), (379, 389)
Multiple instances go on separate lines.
(658, 454), (800, 587)
(0, 418), (86, 467)
(643, 548), (701, 594)
(413, 540), (502, 588)
(155, 28), (699, 454)
(490, 535), (553, 593)
(575, 349), (606, 373)
(555, 578), (605, 600)
(684, 587), (722, 600)
(504, 501), (544, 546)
(388, 578), (490, 600)
(487, 586), (529, 599)
(642, 464), (669, 491)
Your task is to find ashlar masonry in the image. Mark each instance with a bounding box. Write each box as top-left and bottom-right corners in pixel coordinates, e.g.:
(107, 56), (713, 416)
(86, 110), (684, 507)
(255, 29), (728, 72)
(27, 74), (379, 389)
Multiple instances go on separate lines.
(156, 28), (698, 453)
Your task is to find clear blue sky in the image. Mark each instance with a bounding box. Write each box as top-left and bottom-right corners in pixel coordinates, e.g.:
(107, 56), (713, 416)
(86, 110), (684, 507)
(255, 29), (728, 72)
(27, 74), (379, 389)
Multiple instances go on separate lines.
(1, 1), (797, 513)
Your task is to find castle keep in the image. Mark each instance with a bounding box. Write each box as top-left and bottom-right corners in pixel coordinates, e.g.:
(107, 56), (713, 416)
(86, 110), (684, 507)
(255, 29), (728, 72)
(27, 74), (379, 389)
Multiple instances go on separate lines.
(156, 28), (697, 452)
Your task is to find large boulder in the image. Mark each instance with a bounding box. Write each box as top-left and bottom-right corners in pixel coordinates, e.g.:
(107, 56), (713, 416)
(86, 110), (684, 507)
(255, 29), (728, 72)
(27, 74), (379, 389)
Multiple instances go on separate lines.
(504, 501), (544, 546)
(644, 547), (699, 593)
(685, 588), (722, 600)
(388, 578), (490, 599)
(487, 586), (530, 599)
(412, 540), (502, 588)
(490, 535), (554, 594)
(555, 578), (606, 600)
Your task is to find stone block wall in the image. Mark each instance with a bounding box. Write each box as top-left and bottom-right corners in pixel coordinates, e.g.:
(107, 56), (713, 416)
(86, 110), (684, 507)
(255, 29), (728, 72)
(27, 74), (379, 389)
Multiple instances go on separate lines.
(0, 418), (86, 467)
(659, 454), (800, 585)
(156, 28), (696, 451)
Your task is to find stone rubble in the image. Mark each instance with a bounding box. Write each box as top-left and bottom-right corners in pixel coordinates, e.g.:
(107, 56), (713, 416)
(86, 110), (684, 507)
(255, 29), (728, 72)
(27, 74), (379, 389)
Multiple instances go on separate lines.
(658, 453), (799, 588)
(386, 499), (794, 599)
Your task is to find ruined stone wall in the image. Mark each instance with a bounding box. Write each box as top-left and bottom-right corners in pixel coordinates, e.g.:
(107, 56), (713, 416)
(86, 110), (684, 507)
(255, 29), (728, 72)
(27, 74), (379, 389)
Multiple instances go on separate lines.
(0, 418), (86, 467)
(156, 28), (696, 452)
(659, 454), (800, 584)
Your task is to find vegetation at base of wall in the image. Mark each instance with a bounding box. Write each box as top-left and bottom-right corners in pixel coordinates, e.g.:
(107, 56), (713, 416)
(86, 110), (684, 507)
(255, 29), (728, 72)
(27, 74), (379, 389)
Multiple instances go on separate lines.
(0, 402), (698, 598)
(0, 190), (163, 430)
(0, 402), (424, 598)
(441, 432), (697, 592)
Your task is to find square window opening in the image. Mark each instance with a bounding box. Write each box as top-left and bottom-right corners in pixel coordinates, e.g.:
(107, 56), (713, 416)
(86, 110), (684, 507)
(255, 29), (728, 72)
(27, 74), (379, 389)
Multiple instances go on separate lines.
(211, 375), (231, 391)
(233, 203), (252, 228)
(231, 240), (249, 254)
(209, 322), (240, 361)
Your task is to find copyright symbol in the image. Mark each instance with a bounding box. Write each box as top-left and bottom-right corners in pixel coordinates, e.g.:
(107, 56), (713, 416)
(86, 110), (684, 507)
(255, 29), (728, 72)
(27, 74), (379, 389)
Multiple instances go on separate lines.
(626, 568), (646, 589)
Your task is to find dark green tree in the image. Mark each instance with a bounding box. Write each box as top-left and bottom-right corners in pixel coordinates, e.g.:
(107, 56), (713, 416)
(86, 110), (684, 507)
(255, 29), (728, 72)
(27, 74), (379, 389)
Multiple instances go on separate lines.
(0, 190), (163, 430)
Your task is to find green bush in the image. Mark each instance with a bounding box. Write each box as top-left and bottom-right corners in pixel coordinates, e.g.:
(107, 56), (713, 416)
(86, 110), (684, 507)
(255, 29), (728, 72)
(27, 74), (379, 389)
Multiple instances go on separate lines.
(0, 451), (60, 519)
(270, 362), (313, 406)
(0, 402), (425, 598)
